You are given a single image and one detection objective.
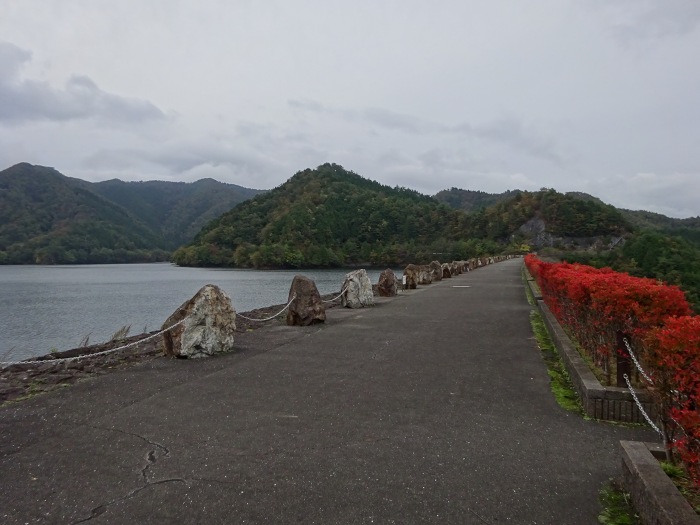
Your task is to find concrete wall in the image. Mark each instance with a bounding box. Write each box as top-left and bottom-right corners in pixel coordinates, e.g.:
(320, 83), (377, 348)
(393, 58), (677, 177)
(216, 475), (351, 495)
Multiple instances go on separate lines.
(529, 278), (657, 424)
(621, 441), (700, 525)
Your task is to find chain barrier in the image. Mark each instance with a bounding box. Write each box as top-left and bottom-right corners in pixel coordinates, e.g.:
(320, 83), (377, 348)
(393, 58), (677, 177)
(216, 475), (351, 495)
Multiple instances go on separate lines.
(623, 373), (662, 435)
(236, 294), (297, 323)
(623, 337), (654, 385)
(322, 288), (347, 303)
(623, 338), (697, 447)
(0, 317), (188, 368)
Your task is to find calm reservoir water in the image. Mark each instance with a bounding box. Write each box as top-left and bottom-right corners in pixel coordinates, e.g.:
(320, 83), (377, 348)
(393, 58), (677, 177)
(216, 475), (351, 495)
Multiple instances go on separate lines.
(0, 263), (385, 361)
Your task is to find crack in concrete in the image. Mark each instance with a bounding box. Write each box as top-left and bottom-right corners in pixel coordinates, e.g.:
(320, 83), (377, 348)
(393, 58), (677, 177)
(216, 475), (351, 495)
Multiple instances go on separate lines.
(71, 425), (175, 523)
(190, 476), (239, 486)
(87, 425), (170, 483)
(72, 478), (188, 524)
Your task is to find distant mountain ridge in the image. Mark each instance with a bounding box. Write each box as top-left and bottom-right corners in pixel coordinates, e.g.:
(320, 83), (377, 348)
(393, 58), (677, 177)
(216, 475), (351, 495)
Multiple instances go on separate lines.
(0, 163), (262, 264)
(433, 187), (520, 212)
(91, 178), (262, 248)
(173, 163), (633, 268)
(4, 162), (699, 271)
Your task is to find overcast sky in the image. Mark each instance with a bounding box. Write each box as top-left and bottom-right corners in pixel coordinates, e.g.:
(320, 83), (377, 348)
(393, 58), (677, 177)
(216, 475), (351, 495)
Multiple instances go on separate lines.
(1, 1), (699, 218)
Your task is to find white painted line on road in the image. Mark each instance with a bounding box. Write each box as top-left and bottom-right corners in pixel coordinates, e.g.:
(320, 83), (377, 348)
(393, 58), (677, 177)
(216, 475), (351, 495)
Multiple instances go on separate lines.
(452, 286), (471, 288)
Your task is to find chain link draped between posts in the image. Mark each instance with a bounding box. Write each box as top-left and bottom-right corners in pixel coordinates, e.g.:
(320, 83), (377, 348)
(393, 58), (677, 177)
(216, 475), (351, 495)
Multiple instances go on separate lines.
(621, 337), (694, 445)
(3, 293), (300, 366)
(623, 373), (662, 435)
(620, 336), (663, 435)
(0, 317), (189, 368)
(236, 294), (297, 322)
(624, 337), (655, 385)
(322, 288), (347, 303)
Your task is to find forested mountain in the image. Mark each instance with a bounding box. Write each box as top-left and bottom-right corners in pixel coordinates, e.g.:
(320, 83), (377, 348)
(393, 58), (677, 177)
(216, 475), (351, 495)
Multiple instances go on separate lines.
(91, 178), (262, 248)
(6, 158), (698, 300)
(0, 163), (260, 264)
(433, 187), (520, 212)
(173, 164), (632, 269)
(173, 163), (483, 267)
(620, 209), (700, 247)
(470, 189), (630, 242)
(0, 163), (167, 264)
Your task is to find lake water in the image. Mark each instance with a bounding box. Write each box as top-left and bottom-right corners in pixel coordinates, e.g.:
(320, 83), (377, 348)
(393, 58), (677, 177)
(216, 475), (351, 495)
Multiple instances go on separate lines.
(0, 263), (387, 362)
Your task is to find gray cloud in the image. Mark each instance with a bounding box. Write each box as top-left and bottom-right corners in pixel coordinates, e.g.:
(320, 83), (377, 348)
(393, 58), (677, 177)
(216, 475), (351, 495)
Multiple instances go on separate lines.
(0, 41), (165, 124)
(612, 0), (700, 41)
(290, 99), (562, 164)
(287, 99), (327, 113)
(1, 2), (699, 217)
(362, 107), (438, 134)
(82, 138), (287, 188)
(472, 119), (563, 164)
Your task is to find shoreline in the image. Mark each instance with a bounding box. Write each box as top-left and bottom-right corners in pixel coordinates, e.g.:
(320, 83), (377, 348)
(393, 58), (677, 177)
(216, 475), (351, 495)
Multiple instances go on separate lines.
(0, 291), (345, 405)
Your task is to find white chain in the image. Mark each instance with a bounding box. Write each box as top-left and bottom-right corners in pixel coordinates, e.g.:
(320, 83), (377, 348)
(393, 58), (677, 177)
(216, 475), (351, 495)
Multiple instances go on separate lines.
(623, 337), (655, 385)
(0, 317), (188, 368)
(623, 373), (662, 435)
(322, 288), (347, 303)
(237, 294), (297, 322)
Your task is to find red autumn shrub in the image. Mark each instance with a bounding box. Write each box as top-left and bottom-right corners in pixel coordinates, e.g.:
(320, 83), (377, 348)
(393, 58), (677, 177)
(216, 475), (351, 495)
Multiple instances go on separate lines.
(525, 255), (690, 375)
(526, 254), (699, 486)
(645, 316), (700, 485)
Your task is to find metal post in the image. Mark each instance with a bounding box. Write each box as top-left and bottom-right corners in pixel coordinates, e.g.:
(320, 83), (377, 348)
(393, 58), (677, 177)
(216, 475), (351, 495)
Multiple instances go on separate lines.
(616, 330), (632, 388)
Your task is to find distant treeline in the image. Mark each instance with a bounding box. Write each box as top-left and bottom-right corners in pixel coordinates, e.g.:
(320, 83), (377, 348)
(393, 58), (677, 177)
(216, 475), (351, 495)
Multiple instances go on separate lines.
(173, 164), (629, 268)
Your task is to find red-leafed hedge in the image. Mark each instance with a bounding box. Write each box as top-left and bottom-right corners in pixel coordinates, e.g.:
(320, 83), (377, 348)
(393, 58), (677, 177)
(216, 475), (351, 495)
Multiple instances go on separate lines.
(645, 316), (700, 483)
(526, 254), (700, 485)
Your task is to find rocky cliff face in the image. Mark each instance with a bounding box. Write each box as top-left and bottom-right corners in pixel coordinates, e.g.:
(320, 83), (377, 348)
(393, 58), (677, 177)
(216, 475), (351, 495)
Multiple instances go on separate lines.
(518, 217), (622, 250)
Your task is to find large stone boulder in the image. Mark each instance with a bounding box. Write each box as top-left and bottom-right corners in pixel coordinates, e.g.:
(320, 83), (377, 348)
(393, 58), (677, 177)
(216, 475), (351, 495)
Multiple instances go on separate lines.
(429, 260), (443, 282)
(441, 263), (452, 278)
(417, 265), (433, 285)
(403, 264), (419, 289)
(286, 275), (325, 326)
(377, 268), (398, 297)
(341, 269), (374, 308)
(162, 284), (237, 359)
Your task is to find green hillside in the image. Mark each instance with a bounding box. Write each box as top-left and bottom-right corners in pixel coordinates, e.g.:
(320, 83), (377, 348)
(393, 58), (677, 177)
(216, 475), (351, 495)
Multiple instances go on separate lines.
(433, 187), (520, 212)
(0, 163), (168, 264)
(173, 163), (504, 268)
(92, 178), (262, 248)
(173, 164), (633, 269)
(0, 163), (261, 264)
(468, 189), (630, 241)
(621, 209), (700, 247)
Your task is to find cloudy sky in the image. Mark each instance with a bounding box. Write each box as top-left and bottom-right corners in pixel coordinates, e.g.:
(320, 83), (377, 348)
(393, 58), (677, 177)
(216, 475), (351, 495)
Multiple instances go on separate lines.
(1, 1), (699, 217)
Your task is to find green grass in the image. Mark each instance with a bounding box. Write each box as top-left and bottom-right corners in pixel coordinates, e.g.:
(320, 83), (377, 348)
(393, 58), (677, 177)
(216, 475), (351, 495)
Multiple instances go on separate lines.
(522, 268), (537, 306)
(529, 309), (584, 414)
(660, 461), (700, 513)
(523, 269), (584, 414)
(598, 480), (641, 525)
(661, 460), (686, 479)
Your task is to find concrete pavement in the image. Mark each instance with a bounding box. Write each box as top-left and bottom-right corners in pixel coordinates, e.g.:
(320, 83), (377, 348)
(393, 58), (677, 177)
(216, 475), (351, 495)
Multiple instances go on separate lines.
(0, 258), (655, 524)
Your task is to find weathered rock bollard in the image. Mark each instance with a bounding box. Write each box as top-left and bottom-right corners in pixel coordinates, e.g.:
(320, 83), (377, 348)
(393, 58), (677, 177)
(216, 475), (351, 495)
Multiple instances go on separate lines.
(429, 260), (443, 282)
(403, 264), (419, 289)
(162, 284), (237, 358)
(441, 263), (452, 278)
(417, 265), (433, 285)
(286, 275), (326, 326)
(341, 269), (374, 308)
(377, 268), (398, 297)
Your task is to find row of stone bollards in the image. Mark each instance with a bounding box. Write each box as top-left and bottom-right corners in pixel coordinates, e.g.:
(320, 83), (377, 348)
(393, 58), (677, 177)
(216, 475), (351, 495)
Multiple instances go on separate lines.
(402, 255), (517, 289)
(162, 256), (517, 359)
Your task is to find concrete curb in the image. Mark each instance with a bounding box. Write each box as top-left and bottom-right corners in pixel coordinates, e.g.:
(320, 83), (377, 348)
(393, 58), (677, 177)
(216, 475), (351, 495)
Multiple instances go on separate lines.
(533, 297), (657, 424)
(526, 269), (698, 524)
(621, 441), (700, 524)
